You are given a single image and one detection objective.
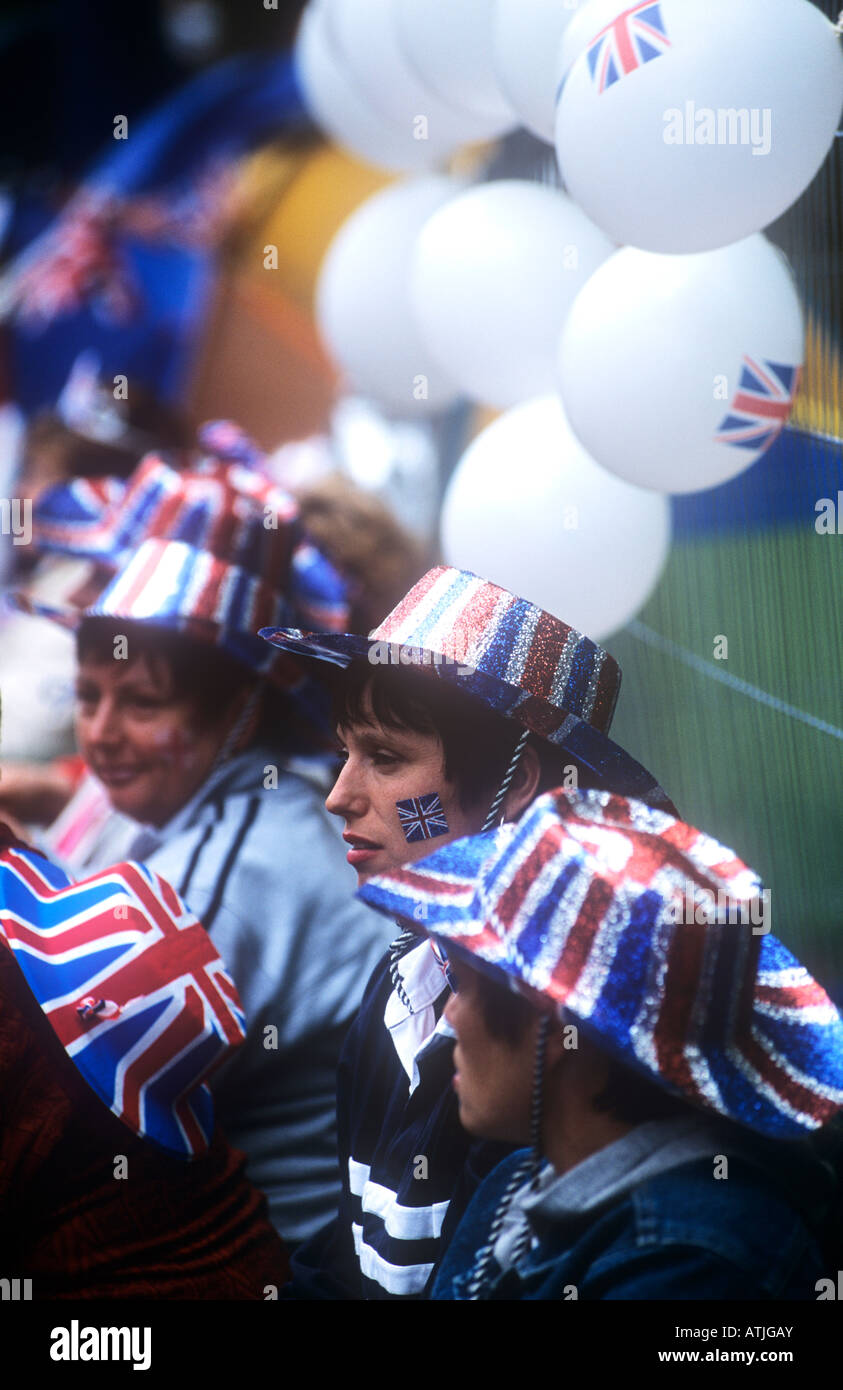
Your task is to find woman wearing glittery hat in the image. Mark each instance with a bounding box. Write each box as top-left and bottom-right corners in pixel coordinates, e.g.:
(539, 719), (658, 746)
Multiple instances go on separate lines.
(359, 787), (843, 1301)
(10, 424), (393, 1248)
(259, 565), (678, 1299)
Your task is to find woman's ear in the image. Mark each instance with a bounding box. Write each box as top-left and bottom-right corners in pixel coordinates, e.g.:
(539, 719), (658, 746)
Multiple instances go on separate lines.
(503, 742), (542, 821)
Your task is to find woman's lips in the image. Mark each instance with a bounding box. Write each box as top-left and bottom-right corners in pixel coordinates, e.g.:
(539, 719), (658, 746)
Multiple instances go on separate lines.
(347, 847), (379, 867)
(96, 766), (144, 788)
(343, 833), (381, 868)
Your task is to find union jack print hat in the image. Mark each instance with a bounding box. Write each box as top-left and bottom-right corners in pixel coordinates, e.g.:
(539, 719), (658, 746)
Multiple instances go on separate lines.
(31, 420), (349, 635)
(0, 839), (246, 1158)
(32, 475), (128, 557)
(16, 421), (351, 689)
(358, 788), (843, 1139)
(260, 565), (674, 808)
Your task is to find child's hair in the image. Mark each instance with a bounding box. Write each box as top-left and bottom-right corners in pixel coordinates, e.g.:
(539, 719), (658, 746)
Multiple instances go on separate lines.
(464, 964), (695, 1125)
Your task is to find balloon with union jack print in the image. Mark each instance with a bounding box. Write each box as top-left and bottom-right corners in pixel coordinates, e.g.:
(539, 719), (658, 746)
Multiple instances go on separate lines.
(557, 235), (804, 494)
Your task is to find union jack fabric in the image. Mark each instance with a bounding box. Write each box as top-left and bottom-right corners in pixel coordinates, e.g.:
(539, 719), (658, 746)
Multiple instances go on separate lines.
(8, 167), (238, 332)
(396, 794), (450, 844)
(197, 418), (266, 470)
(29, 429), (350, 637)
(84, 455), (297, 572)
(715, 357), (801, 451)
(359, 788), (843, 1139)
(10, 195), (140, 331)
(586, 2), (671, 95)
(33, 476), (127, 556)
(0, 845), (246, 1157)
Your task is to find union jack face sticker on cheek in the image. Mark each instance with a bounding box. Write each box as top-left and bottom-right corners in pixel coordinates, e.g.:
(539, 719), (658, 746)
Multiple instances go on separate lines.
(396, 793), (449, 844)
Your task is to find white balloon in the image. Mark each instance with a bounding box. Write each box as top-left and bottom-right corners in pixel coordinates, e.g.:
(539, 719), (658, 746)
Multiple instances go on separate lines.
(316, 179), (463, 416)
(411, 180), (614, 408)
(294, 3), (447, 172)
(441, 395), (670, 639)
(326, 0), (510, 149)
(555, 0), (843, 252)
(492, 0), (588, 143)
(395, 0), (516, 130)
(558, 236), (804, 494)
(556, 0), (625, 78)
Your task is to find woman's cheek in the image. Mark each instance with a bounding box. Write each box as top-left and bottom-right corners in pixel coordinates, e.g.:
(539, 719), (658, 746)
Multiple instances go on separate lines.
(147, 723), (201, 768)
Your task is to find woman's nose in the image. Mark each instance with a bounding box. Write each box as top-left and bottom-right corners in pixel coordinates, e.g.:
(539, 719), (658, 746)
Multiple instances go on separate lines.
(81, 697), (121, 747)
(325, 758), (367, 819)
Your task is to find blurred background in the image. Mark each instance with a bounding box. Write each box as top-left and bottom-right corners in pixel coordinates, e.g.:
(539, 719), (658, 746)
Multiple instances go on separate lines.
(0, 0), (840, 995)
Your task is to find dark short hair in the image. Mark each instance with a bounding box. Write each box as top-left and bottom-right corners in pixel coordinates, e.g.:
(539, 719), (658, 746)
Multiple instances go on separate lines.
(76, 618), (298, 752)
(591, 1056), (696, 1125)
(77, 619), (247, 723)
(332, 662), (602, 812)
(465, 964), (694, 1126)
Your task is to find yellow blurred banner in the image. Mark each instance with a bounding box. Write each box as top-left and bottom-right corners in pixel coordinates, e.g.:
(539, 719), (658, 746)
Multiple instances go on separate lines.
(233, 144), (392, 309)
(792, 313), (843, 441)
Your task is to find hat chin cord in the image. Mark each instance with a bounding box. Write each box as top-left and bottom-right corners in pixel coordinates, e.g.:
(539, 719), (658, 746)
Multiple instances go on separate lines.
(388, 726), (532, 1014)
(464, 1012), (551, 1300)
(481, 727), (531, 833)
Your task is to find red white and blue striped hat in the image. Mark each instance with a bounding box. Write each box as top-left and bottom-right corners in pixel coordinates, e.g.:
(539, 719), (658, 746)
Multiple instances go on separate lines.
(358, 788), (843, 1139)
(30, 419), (259, 563)
(0, 837), (246, 1158)
(16, 421), (351, 683)
(260, 565), (673, 808)
(16, 532), (347, 685)
(30, 421), (344, 631)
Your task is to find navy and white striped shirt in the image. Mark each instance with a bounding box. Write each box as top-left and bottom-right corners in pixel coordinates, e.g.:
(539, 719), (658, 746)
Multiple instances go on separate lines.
(285, 940), (511, 1298)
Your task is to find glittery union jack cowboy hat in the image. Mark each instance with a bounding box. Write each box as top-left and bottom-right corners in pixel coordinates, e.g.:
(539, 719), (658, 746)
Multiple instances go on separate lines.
(260, 564), (674, 808)
(32, 475), (128, 557)
(16, 421), (351, 684)
(31, 420), (347, 631)
(358, 788), (843, 1139)
(0, 839), (246, 1158)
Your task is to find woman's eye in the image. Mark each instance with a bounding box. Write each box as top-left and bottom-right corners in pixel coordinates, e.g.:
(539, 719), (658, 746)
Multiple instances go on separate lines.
(372, 749), (401, 768)
(128, 696), (161, 712)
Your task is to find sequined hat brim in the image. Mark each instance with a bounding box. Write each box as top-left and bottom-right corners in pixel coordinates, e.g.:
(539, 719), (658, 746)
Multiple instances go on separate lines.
(259, 626), (676, 811)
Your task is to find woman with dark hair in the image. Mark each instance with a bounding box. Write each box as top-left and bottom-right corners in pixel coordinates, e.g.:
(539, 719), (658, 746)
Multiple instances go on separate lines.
(17, 448), (391, 1247)
(259, 564), (678, 1297)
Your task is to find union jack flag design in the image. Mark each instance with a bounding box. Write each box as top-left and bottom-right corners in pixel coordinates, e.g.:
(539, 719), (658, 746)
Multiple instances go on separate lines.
(11, 196), (140, 331)
(0, 846), (246, 1158)
(9, 167), (238, 331)
(361, 789), (843, 1139)
(586, 2), (671, 95)
(715, 357), (801, 451)
(33, 476), (127, 556)
(396, 794), (450, 844)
